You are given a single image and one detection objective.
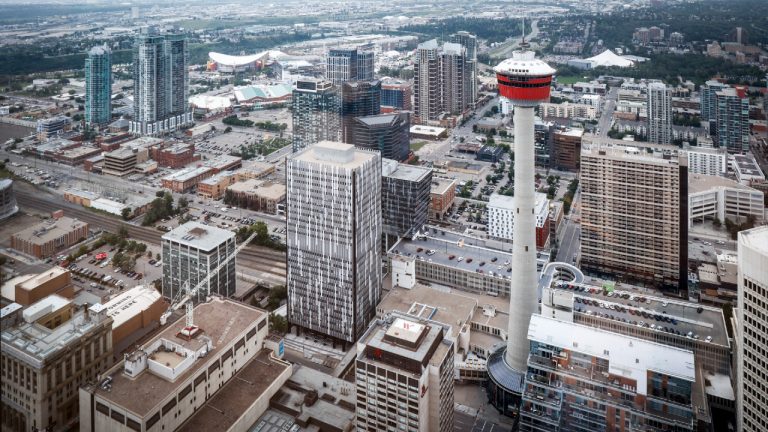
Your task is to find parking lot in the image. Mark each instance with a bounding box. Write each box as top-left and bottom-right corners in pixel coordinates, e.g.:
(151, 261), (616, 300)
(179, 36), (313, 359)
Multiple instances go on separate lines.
(63, 243), (163, 299)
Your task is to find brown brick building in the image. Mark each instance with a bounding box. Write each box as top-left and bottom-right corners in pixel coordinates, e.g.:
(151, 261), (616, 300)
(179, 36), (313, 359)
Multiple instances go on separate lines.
(10, 215), (89, 259)
(552, 128), (584, 171)
(430, 177), (456, 220)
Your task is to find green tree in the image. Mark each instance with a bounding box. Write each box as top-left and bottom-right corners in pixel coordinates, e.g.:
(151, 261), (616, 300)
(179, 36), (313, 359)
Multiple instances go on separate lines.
(121, 207), (132, 221)
(267, 285), (287, 310)
(177, 196), (189, 211)
(269, 313), (289, 334)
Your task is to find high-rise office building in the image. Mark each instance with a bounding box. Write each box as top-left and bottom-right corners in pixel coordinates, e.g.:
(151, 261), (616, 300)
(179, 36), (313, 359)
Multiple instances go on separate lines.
(355, 313), (455, 432)
(381, 158), (431, 239)
(648, 82), (672, 144)
(341, 80), (381, 144)
(130, 32), (192, 136)
(291, 78), (341, 152)
(84, 45), (112, 126)
(580, 139), (688, 293)
(439, 43), (468, 115)
(286, 141), (382, 347)
(161, 222), (236, 302)
(326, 48), (375, 85)
(450, 31), (478, 107)
(737, 226), (768, 432)
(350, 112), (410, 161)
(715, 88), (750, 153)
(381, 79), (412, 112)
(520, 315), (698, 432)
(414, 39), (441, 123)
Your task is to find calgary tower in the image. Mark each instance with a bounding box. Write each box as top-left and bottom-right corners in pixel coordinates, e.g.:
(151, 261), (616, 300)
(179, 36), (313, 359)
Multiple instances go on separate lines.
(486, 49), (556, 416)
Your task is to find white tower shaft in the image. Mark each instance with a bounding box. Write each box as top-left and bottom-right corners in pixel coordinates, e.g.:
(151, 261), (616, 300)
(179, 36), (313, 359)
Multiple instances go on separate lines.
(505, 105), (539, 371)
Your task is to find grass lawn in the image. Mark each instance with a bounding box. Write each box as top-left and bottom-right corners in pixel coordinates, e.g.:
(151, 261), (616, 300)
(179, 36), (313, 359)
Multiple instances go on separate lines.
(555, 75), (585, 85)
(410, 141), (429, 152)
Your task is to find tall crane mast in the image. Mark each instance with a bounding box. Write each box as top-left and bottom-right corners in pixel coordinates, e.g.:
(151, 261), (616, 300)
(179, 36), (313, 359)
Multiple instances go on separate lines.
(159, 229), (261, 335)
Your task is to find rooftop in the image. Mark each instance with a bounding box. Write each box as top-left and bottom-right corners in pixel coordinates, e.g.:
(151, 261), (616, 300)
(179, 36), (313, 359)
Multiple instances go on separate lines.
(203, 154), (242, 170)
(93, 298), (265, 417)
(689, 174), (761, 194)
(732, 154), (765, 178)
(16, 266), (69, 291)
(22, 294), (71, 323)
(12, 216), (87, 245)
(162, 221), (235, 252)
(227, 179), (286, 200)
(388, 228), (550, 285)
(101, 285), (163, 330)
(549, 280), (730, 347)
(161, 166), (213, 182)
(176, 350), (290, 432)
(410, 125), (446, 136)
(430, 177), (456, 195)
(740, 226), (768, 258)
(292, 141), (377, 169)
(361, 313), (447, 366)
(489, 192), (548, 213)
(528, 315), (696, 392)
(1, 301), (110, 367)
(382, 158), (431, 182)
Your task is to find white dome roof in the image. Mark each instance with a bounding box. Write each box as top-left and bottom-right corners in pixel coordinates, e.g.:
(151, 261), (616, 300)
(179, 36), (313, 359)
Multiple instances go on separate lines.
(494, 51), (556, 77)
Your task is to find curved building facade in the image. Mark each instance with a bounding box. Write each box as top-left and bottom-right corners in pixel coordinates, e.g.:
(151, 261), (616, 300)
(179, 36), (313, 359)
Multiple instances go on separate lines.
(0, 179), (19, 220)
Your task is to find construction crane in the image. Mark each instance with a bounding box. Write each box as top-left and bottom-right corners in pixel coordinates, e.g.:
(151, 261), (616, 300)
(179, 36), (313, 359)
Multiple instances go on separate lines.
(159, 229), (261, 335)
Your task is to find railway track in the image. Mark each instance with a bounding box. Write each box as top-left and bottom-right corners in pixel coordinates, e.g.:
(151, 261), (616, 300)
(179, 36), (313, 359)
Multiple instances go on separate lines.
(15, 189), (287, 277)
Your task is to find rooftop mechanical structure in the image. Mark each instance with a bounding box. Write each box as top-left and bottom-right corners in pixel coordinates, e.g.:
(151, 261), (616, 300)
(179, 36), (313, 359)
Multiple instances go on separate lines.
(486, 50), (556, 419)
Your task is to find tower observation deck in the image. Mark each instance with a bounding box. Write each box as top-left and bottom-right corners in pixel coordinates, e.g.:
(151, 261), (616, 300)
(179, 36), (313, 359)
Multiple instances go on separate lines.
(486, 50), (556, 419)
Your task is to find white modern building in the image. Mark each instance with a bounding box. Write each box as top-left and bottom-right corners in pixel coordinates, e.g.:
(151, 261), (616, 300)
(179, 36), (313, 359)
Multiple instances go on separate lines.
(686, 147), (727, 177)
(688, 174), (764, 228)
(286, 141), (381, 347)
(355, 313), (454, 432)
(539, 102), (598, 120)
(487, 193), (550, 247)
(161, 222), (236, 302)
(737, 226), (768, 432)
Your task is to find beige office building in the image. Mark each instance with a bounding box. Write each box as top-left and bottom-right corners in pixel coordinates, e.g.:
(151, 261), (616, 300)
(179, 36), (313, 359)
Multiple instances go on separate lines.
(580, 137), (688, 292)
(355, 313), (454, 432)
(737, 226), (768, 432)
(1, 298), (113, 432)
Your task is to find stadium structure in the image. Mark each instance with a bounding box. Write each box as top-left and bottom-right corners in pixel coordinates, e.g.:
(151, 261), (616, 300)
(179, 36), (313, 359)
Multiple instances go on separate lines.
(207, 51), (286, 73)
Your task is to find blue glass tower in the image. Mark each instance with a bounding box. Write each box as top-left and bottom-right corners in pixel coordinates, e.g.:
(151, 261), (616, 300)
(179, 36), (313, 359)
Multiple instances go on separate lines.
(85, 45), (112, 126)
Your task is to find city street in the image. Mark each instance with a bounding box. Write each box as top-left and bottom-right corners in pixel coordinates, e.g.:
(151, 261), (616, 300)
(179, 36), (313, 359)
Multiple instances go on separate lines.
(598, 87), (619, 137)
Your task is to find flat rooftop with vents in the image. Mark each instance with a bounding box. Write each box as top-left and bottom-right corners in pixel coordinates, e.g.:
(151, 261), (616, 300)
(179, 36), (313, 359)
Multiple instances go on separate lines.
(162, 221), (235, 252)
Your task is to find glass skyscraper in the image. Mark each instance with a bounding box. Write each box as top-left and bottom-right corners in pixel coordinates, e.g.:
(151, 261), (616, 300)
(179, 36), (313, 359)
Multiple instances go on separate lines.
(85, 45), (112, 126)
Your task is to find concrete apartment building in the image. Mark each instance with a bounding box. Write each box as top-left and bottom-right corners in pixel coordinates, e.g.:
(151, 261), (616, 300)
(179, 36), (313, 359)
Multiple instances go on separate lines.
(450, 31), (478, 107)
(382, 159), (432, 239)
(440, 42), (468, 115)
(84, 45), (112, 126)
(520, 315), (700, 432)
(686, 146), (727, 177)
(102, 146), (150, 177)
(350, 112), (410, 162)
(413, 40), (441, 123)
(130, 32), (193, 136)
(291, 78), (341, 153)
(552, 128), (584, 171)
(355, 313), (455, 432)
(161, 222), (236, 302)
(1, 298), (114, 432)
(737, 226), (768, 432)
(430, 177), (456, 220)
(225, 179), (286, 214)
(580, 138), (688, 293)
(688, 174), (764, 228)
(488, 193), (550, 249)
(539, 102), (598, 121)
(10, 216), (89, 259)
(648, 82), (673, 145)
(79, 298), (291, 432)
(286, 141), (381, 347)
